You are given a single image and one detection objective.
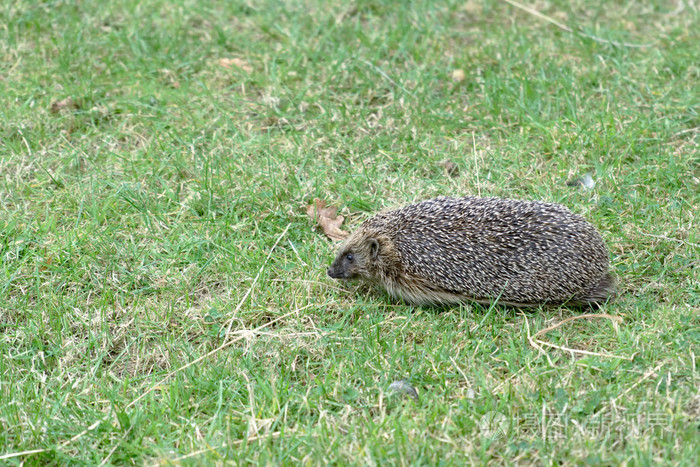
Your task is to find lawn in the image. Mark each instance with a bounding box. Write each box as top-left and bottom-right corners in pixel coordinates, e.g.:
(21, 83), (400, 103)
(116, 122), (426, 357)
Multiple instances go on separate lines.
(1, 0), (698, 464)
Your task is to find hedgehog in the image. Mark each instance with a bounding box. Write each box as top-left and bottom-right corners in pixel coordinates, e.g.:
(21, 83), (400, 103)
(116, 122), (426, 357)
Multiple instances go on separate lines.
(327, 196), (616, 307)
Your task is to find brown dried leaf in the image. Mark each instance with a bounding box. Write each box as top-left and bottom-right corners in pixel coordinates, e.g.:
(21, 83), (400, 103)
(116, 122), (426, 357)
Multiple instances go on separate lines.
(441, 160), (459, 176)
(217, 57), (253, 73)
(50, 97), (77, 113)
(306, 198), (348, 241)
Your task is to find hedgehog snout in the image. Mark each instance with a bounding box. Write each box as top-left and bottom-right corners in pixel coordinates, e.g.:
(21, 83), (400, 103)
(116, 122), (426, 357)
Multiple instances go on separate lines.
(328, 259), (353, 279)
(327, 265), (342, 279)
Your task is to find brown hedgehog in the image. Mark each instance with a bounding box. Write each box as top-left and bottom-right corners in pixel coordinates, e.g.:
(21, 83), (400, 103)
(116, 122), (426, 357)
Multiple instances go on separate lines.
(327, 196), (616, 307)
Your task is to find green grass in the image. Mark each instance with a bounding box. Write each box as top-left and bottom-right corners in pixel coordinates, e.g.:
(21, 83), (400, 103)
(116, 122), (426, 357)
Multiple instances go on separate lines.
(1, 0), (698, 464)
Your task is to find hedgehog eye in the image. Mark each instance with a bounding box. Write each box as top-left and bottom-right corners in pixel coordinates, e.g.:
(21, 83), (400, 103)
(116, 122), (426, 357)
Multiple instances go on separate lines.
(345, 253), (354, 262)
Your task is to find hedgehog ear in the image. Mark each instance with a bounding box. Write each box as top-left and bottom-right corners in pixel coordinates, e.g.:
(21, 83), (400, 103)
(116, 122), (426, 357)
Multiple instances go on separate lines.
(367, 238), (380, 259)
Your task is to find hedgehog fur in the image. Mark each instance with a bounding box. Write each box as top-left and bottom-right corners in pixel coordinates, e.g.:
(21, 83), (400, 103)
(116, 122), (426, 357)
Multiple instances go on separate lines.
(327, 196), (616, 307)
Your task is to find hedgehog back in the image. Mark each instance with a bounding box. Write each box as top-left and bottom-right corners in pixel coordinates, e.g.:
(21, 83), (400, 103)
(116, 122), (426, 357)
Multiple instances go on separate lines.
(366, 196), (610, 304)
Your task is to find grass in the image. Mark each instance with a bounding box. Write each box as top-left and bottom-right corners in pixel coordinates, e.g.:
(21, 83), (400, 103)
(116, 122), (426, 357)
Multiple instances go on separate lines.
(1, 0), (698, 464)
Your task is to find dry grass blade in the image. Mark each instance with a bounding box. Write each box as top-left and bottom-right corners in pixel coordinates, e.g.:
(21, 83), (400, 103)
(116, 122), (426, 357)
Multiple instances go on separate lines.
(221, 223), (292, 336)
(128, 223), (293, 410)
(502, 0), (656, 48)
(533, 313), (623, 338)
(524, 316), (555, 366)
(161, 431), (286, 465)
(530, 313), (632, 360)
(636, 229), (700, 249)
(124, 306), (307, 411)
(99, 425), (134, 467)
(0, 449), (47, 461)
(38, 224), (294, 453)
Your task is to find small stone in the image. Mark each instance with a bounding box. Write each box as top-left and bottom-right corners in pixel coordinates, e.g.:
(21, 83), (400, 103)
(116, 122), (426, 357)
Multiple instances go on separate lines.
(388, 380), (419, 401)
(451, 69), (466, 82)
(566, 173), (596, 190)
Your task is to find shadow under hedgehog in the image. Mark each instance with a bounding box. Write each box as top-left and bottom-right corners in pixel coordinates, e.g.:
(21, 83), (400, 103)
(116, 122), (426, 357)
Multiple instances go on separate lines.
(327, 196), (616, 308)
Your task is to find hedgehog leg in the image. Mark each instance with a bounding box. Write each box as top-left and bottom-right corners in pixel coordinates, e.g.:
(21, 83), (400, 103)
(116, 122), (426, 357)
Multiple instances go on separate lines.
(573, 271), (617, 307)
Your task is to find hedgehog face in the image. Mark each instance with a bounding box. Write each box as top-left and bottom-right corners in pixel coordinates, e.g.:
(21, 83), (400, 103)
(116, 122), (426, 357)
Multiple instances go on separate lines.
(327, 235), (380, 281)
